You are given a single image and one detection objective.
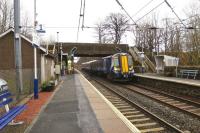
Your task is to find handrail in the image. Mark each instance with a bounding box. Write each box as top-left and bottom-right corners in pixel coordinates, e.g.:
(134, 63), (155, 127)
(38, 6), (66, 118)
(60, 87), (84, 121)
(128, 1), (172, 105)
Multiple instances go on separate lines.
(129, 47), (156, 72)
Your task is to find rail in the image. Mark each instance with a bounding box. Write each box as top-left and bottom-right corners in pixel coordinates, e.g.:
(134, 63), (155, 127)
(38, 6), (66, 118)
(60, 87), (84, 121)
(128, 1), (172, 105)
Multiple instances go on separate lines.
(124, 84), (200, 119)
(92, 78), (183, 133)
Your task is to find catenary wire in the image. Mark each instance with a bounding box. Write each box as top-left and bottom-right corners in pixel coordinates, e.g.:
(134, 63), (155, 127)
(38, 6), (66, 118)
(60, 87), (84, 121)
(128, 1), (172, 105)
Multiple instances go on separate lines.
(164, 0), (187, 28)
(132, 0), (155, 17)
(115, 0), (138, 26)
(136, 1), (165, 23)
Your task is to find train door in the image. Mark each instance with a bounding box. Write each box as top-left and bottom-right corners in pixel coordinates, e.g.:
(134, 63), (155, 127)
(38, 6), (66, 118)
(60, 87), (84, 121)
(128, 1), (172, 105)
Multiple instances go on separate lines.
(103, 59), (107, 74)
(120, 55), (129, 73)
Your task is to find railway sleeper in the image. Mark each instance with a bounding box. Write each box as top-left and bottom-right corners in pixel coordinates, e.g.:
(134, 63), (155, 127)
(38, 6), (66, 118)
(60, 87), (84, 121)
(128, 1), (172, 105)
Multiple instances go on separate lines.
(172, 103), (186, 106)
(140, 127), (165, 133)
(136, 124), (163, 131)
(166, 100), (180, 104)
(143, 92), (154, 95)
(129, 118), (150, 123)
(123, 111), (140, 116)
(134, 122), (157, 128)
(120, 108), (136, 112)
(109, 100), (124, 103)
(113, 103), (130, 106)
(116, 105), (132, 109)
(156, 97), (169, 101)
(126, 114), (145, 118)
(161, 99), (174, 102)
(153, 96), (166, 99)
(106, 97), (121, 100)
(180, 105), (194, 109)
(188, 108), (200, 113)
(111, 101), (126, 104)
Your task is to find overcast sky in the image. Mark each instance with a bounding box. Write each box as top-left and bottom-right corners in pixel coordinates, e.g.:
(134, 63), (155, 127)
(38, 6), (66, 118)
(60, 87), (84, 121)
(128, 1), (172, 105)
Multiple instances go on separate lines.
(20, 0), (200, 45)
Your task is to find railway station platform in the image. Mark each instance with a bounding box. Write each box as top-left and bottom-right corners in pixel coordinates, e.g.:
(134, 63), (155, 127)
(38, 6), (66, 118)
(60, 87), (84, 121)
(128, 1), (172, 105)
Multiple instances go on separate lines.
(25, 72), (133, 133)
(134, 73), (200, 99)
(135, 73), (200, 87)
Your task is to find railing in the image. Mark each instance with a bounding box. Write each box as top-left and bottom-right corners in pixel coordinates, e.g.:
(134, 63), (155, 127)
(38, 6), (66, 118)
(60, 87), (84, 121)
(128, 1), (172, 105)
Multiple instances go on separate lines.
(129, 47), (156, 72)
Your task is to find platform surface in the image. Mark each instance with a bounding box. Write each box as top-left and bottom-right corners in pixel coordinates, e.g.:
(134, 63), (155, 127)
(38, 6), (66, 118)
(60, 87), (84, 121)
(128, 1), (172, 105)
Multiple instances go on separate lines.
(135, 73), (200, 87)
(27, 73), (132, 133)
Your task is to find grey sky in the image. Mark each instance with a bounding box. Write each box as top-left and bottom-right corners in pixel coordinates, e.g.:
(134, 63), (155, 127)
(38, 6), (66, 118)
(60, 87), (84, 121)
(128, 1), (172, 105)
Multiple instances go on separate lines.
(21, 0), (199, 45)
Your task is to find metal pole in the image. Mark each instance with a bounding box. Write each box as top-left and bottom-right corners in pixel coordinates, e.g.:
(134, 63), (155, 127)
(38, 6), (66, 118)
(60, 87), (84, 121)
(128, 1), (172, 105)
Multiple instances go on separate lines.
(60, 43), (62, 70)
(155, 29), (158, 55)
(33, 0), (38, 99)
(56, 32), (59, 64)
(14, 0), (23, 100)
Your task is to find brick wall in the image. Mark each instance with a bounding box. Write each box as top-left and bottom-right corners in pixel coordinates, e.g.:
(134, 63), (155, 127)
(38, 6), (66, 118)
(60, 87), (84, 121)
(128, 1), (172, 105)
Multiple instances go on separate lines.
(0, 32), (15, 69)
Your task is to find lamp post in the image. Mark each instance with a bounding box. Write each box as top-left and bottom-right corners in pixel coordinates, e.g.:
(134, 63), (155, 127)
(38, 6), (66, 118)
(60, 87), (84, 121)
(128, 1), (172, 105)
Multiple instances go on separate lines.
(60, 43), (63, 75)
(56, 32), (59, 64)
(33, 0), (38, 99)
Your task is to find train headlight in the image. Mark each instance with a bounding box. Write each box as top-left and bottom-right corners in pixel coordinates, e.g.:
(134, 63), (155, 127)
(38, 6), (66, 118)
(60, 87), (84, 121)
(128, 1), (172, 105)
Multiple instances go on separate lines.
(129, 66), (133, 70)
(114, 67), (120, 71)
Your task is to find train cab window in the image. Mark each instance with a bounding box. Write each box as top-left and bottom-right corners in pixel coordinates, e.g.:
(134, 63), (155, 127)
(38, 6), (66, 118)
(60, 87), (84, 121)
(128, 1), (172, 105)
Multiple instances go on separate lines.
(113, 58), (119, 67)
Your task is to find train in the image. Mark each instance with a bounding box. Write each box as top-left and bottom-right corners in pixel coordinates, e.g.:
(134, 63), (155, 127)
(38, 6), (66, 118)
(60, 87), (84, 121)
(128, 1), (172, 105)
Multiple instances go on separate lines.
(82, 53), (134, 81)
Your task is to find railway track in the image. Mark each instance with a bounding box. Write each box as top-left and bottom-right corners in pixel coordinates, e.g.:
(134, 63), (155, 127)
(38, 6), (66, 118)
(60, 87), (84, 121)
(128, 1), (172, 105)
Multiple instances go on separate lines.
(91, 79), (183, 133)
(122, 84), (200, 119)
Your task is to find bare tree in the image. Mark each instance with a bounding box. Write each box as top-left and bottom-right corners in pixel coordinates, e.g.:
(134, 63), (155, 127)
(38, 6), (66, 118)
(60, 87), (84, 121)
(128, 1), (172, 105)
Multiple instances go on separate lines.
(95, 13), (130, 44)
(94, 22), (106, 43)
(0, 0), (13, 33)
(135, 16), (163, 59)
(104, 13), (129, 44)
(21, 13), (32, 39)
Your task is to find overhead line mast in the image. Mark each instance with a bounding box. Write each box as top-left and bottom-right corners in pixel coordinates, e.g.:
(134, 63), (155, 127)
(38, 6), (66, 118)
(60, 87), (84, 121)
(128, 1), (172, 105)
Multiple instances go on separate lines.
(76, 0), (86, 42)
(76, 0), (83, 42)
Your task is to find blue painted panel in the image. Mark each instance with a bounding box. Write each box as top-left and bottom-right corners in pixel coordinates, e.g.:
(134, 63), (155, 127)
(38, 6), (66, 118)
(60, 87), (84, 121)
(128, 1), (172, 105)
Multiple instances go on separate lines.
(0, 106), (21, 123)
(0, 105), (26, 129)
(0, 92), (11, 101)
(0, 90), (8, 95)
(0, 98), (12, 108)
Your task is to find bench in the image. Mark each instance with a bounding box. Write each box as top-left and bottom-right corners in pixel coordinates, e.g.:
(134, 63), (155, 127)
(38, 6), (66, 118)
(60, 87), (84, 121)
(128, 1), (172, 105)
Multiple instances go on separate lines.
(179, 69), (199, 79)
(0, 90), (26, 130)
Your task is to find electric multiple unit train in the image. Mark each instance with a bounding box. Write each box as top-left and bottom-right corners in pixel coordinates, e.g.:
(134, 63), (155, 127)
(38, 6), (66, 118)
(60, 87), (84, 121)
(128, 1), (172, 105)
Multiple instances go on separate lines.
(82, 53), (134, 81)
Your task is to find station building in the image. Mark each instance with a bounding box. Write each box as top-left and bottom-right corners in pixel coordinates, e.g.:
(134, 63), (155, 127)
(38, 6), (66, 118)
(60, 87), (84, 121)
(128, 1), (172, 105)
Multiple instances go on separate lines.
(0, 29), (55, 99)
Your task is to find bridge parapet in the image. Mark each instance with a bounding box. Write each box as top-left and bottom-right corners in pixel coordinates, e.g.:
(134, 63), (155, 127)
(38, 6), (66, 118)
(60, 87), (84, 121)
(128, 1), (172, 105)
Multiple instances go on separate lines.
(48, 42), (129, 57)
